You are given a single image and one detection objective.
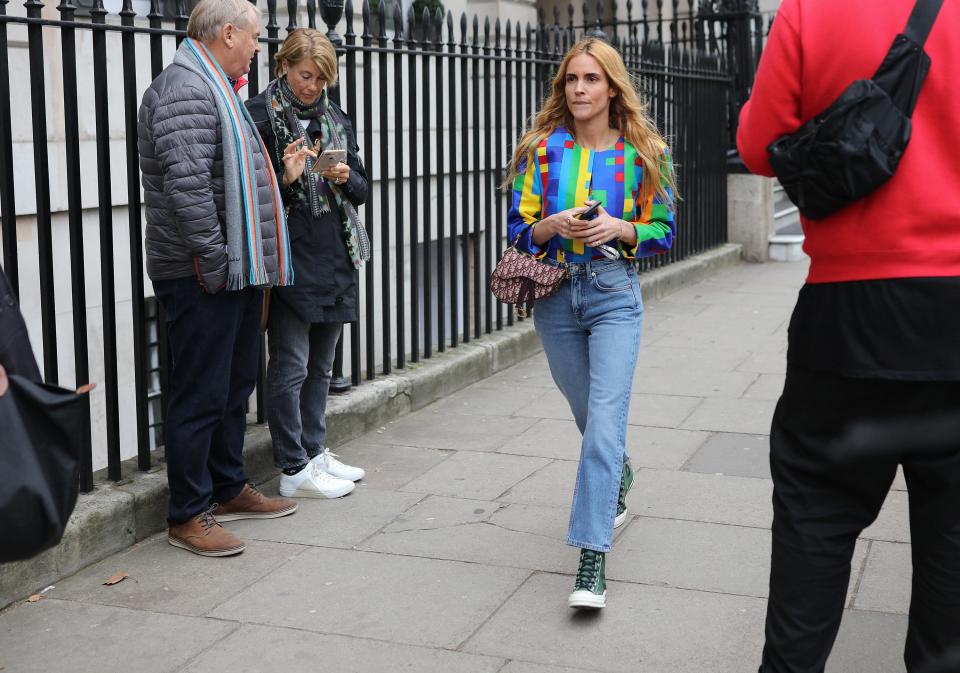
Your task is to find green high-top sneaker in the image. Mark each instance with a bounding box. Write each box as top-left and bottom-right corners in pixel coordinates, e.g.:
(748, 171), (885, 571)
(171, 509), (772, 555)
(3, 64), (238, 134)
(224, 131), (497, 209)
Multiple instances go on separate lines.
(614, 461), (634, 528)
(568, 548), (607, 609)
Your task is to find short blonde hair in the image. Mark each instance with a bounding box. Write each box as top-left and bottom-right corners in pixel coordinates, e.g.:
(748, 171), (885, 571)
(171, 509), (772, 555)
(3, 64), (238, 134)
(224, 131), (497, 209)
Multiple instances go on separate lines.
(274, 28), (338, 86)
(187, 0), (260, 43)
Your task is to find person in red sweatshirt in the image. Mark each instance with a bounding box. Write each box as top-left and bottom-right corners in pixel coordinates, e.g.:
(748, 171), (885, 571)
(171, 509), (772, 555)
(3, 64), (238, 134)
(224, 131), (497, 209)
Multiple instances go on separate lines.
(737, 1), (960, 672)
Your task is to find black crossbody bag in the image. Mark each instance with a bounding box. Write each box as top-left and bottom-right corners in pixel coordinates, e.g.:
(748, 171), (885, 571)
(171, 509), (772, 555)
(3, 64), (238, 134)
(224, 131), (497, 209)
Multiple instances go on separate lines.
(767, 0), (944, 220)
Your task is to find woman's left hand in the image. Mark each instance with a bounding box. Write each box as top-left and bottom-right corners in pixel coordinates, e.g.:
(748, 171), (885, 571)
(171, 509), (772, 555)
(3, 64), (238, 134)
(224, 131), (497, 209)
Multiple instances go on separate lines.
(568, 205), (637, 247)
(321, 162), (351, 187)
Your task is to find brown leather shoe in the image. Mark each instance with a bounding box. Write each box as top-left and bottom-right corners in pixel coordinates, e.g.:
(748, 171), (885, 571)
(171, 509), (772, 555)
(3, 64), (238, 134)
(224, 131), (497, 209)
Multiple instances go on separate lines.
(168, 509), (245, 557)
(212, 483), (298, 521)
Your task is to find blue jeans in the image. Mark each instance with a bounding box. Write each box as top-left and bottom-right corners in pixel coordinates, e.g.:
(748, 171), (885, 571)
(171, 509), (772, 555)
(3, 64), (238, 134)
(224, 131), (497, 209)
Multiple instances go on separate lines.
(152, 278), (262, 524)
(266, 297), (342, 470)
(533, 258), (643, 552)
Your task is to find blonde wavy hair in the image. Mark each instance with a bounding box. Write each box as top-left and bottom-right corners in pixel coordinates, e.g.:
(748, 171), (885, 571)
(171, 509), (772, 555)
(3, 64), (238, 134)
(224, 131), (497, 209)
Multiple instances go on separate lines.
(274, 28), (338, 86)
(505, 38), (675, 206)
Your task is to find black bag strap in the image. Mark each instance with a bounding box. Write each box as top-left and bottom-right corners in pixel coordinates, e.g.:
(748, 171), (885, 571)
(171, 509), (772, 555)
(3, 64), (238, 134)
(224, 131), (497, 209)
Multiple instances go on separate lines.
(904, 0), (944, 47)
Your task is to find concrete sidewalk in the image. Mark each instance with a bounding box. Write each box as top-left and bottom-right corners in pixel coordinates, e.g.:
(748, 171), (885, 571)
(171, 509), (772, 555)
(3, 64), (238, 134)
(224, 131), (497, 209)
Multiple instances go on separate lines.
(0, 259), (912, 673)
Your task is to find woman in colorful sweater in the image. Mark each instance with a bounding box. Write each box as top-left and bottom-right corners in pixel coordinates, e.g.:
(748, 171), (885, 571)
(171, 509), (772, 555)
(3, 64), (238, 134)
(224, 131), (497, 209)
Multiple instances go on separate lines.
(505, 37), (675, 609)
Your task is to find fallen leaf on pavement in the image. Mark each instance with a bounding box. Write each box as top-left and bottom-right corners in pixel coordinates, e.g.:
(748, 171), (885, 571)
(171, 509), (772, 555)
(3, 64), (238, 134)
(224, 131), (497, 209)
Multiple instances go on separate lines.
(26, 595), (41, 603)
(103, 572), (128, 586)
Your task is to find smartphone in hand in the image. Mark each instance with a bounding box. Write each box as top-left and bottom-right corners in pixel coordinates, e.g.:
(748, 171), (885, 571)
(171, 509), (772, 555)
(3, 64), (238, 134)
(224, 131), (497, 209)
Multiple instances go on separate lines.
(577, 200), (601, 221)
(312, 148), (347, 173)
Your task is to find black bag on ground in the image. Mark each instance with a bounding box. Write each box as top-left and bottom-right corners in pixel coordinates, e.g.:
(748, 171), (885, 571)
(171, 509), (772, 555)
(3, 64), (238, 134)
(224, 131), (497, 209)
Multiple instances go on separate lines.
(767, 0), (944, 220)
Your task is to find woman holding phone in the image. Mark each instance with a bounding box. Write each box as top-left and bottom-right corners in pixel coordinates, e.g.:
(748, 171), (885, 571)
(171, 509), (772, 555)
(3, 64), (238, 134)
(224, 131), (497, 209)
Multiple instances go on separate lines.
(247, 28), (369, 498)
(504, 38), (675, 609)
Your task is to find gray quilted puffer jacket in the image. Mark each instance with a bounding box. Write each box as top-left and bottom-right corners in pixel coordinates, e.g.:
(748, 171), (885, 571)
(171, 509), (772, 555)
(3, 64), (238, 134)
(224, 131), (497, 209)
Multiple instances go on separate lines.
(138, 60), (281, 293)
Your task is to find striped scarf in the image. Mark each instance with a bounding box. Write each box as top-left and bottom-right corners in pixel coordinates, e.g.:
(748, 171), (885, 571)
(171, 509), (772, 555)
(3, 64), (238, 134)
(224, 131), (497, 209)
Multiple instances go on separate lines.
(175, 39), (294, 290)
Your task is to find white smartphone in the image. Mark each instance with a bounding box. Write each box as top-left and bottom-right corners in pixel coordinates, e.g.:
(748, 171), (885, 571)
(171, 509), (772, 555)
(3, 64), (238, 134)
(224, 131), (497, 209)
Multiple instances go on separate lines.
(312, 148), (347, 172)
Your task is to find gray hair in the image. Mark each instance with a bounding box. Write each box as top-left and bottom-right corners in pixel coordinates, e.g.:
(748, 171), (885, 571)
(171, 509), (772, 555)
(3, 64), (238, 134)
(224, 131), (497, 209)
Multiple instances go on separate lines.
(187, 0), (261, 43)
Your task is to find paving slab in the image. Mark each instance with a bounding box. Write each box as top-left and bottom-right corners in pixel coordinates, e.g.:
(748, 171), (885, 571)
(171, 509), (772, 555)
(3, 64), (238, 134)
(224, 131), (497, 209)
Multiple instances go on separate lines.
(632, 366), (758, 398)
(209, 547), (530, 649)
(679, 396), (778, 435)
(225, 480), (423, 549)
(184, 624), (505, 673)
(682, 432), (771, 480)
(826, 609), (908, 673)
(399, 451), (551, 500)
(742, 373), (786, 401)
(501, 663), (597, 673)
(430, 382), (550, 417)
(737, 350), (789, 375)
(638, 344), (750, 373)
(609, 517), (867, 604)
(464, 573), (766, 673)
(861, 490), (911, 543)
(629, 469), (773, 529)
(368, 409), (540, 452)
(45, 537), (306, 617)
(321, 440), (453, 491)
(0, 599), (236, 673)
(496, 419), (709, 471)
(852, 541), (912, 615)
(627, 393), (703, 429)
(361, 504), (578, 573)
(497, 459), (580, 509)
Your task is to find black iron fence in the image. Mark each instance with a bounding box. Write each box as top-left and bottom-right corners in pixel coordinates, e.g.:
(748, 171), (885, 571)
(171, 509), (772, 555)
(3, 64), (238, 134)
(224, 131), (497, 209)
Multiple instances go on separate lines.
(0, 0), (733, 492)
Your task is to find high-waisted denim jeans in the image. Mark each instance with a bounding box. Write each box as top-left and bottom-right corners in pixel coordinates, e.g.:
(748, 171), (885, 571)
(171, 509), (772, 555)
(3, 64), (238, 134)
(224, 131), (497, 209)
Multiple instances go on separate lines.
(267, 298), (342, 470)
(533, 258), (643, 552)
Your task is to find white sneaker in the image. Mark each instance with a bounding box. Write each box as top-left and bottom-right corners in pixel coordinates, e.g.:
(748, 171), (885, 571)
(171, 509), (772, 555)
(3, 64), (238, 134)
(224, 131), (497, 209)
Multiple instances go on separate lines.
(279, 463), (355, 499)
(311, 448), (365, 482)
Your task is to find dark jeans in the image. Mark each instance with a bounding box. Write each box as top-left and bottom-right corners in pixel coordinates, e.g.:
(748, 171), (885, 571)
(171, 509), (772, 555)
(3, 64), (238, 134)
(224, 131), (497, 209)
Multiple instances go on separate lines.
(761, 365), (960, 673)
(153, 277), (262, 524)
(266, 297), (340, 470)
(0, 265), (41, 380)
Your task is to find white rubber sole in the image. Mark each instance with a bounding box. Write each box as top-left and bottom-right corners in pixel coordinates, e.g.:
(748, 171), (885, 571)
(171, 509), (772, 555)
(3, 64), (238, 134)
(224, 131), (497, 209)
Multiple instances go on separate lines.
(213, 505), (298, 521)
(614, 508), (628, 528)
(279, 481), (355, 499)
(168, 535), (245, 557)
(568, 589), (606, 609)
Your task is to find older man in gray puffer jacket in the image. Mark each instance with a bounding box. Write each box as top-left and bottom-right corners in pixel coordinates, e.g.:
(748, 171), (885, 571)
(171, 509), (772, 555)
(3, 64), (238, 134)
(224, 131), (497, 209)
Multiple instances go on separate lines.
(138, 0), (297, 558)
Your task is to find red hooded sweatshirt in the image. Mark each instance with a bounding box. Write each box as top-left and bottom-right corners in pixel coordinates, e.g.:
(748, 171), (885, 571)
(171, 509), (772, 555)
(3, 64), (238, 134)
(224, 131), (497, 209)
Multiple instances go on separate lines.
(737, 0), (960, 284)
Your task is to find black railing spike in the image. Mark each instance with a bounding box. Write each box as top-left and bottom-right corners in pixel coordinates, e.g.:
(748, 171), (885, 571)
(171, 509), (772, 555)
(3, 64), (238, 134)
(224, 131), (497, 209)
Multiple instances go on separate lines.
(446, 9), (454, 42)
(359, 0), (369, 39)
(434, 6), (443, 42)
(267, 0), (278, 29)
(472, 14), (478, 46)
(582, 1), (589, 29)
(405, 5), (414, 41)
(305, 0), (315, 28)
(483, 15), (490, 46)
(553, 5), (559, 25)
(421, 6), (430, 43)
(175, 0), (186, 19)
(641, 0), (648, 23)
(594, 0), (603, 27)
(626, 0), (632, 22)
(460, 11), (466, 41)
(342, 0), (357, 35)
(495, 17), (501, 47)
(286, 0), (297, 32)
(567, 3), (574, 27)
(120, 0), (133, 16)
(376, 0), (386, 39)
(393, 1), (403, 39)
(505, 17), (511, 48)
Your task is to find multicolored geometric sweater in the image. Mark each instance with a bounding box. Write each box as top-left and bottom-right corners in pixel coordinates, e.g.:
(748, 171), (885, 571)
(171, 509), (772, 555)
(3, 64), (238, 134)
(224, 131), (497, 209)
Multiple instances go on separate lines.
(507, 127), (675, 263)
